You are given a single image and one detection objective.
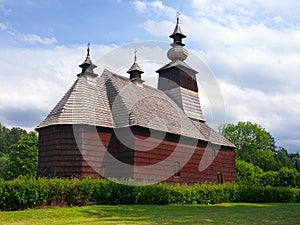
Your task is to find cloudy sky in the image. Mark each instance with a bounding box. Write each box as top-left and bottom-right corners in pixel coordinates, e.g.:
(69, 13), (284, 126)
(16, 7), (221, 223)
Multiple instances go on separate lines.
(0, 0), (299, 153)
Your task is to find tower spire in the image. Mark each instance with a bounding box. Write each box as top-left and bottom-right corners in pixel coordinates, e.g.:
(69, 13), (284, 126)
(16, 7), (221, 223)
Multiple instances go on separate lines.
(78, 43), (98, 77)
(127, 49), (144, 82)
(169, 13), (186, 47)
(167, 16), (188, 61)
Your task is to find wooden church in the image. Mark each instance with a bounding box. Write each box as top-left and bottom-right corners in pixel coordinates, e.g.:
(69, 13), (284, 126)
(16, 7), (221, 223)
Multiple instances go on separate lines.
(36, 19), (236, 184)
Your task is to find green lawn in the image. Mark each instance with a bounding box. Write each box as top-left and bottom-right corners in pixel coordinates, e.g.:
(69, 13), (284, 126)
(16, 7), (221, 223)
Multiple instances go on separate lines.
(1, 203), (299, 225)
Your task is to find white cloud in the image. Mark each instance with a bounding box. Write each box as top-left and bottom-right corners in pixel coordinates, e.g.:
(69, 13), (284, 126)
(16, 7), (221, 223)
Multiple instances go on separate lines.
(0, 44), (114, 129)
(219, 80), (300, 152)
(131, 0), (147, 13)
(142, 12), (300, 94)
(0, 22), (7, 30)
(131, 0), (176, 19)
(22, 34), (57, 45)
(135, 0), (300, 152)
(144, 19), (173, 37)
(259, 0), (300, 22)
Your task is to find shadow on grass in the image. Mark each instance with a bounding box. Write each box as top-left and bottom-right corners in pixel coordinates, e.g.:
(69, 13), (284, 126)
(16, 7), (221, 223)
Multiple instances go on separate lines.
(79, 203), (300, 224)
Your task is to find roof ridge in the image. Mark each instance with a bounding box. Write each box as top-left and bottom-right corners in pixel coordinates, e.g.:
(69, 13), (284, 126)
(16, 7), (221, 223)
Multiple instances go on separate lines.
(101, 69), (165, 93)
(36, 78), (80, 129)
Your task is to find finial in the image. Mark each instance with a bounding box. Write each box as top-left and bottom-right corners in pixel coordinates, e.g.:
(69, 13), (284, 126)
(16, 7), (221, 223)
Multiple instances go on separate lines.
(134, 49), (137, 62)
(87, 43), (90, 57)
(176, 11), (181, 24)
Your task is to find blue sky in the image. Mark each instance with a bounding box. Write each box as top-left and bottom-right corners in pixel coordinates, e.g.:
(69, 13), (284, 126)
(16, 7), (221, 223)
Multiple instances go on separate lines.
(0, 0), (180, 47)
(1, 0), (300, 153)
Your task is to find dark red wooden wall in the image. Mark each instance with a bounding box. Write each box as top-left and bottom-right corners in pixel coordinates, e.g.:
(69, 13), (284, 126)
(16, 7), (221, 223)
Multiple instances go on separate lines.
(37, 125), (236, 184)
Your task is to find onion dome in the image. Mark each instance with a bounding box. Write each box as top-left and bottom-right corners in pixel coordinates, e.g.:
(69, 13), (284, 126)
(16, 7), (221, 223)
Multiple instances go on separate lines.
(167, 45), (188, 61)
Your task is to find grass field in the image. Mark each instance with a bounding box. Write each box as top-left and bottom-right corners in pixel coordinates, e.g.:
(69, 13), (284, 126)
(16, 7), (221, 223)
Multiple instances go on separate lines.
(0, 203), (299, 225)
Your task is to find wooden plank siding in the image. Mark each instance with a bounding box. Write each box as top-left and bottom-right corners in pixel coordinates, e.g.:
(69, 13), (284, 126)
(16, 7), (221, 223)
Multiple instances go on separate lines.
(37, 124), (236, 184)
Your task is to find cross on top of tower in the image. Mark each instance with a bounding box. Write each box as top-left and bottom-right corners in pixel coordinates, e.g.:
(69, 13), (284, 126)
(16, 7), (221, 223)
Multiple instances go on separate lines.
(134, 49), (137, 62)
(176, 11), (181, 24)
(87, 43), (90, 57)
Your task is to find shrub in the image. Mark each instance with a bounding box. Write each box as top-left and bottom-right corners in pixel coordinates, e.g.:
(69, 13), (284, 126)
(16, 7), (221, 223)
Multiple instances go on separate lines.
(236, 160), (263, 185)
(0, 178), (299, 211)
(237, 185), (297, 203)
(277, 167), (298, 187)
(259, 170), (278, 187)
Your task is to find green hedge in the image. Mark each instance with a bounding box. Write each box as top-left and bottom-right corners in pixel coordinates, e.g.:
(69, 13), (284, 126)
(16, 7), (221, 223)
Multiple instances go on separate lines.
(0, 178), (299, 211)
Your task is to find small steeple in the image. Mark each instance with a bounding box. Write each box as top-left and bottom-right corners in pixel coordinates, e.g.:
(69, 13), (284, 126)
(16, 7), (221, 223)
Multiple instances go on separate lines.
(169, 13), (186, 47)
(127, 49), (144, 82)
(78, 43), (98, 77)
(167, 16), (188, 61)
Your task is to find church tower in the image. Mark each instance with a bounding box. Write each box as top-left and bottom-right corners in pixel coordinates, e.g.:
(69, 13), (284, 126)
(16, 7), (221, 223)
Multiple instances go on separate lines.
(156, 17), (205, 121)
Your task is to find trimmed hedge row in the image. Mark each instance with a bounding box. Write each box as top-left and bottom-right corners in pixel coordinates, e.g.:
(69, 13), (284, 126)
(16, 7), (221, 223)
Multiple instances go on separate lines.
(0, 178), (299, 211)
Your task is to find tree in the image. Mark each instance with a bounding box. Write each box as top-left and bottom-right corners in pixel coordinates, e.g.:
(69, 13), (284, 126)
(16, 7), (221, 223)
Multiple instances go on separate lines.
(7, 127), (27, 150)
(275, 147), (294, 170)
(0, 124), (10, 154)
(288, 152), (300, 172)
(277, 167), (298, 187)
(0, 154), (8, 178)
(0, 123), (27, 155)
(219, 122), (277, 171)
(3, 132), (38, 180)
(235, 159), (263, 185)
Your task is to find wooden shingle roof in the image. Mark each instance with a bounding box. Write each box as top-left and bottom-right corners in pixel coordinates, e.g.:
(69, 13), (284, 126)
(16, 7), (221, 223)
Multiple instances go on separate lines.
(37, 69), (234, 147)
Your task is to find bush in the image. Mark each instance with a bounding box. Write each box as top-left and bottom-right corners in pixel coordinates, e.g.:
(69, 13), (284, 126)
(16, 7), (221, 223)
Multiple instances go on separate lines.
(0, 178), (299, 211)
(259, 171), (278, 187)
(237, 185), (296, 203)
(236, 160), (263, 185)
(277, 167), (298, 187)
(292, 188), (300, 202)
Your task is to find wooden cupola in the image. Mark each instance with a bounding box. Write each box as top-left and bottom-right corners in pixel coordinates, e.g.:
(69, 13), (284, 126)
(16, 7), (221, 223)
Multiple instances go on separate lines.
(78, 43), (98, 77)
(127, 50), (145, 86)
(169, 17), (186, 47)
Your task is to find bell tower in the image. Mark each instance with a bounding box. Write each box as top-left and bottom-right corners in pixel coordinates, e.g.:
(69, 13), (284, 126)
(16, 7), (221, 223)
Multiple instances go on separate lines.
(156, 17), (205, 121)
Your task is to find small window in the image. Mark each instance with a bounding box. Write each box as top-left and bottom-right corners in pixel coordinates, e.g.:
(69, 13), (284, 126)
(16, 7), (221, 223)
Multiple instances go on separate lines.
(174, 161), (180, 178)
(42, 167), (49, 177)
(217, 172), (223, 184)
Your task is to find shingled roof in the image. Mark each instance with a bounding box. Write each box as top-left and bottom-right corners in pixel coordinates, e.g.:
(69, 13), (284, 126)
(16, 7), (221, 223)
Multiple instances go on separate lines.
(156, 59), (197, 74)
(37, 69), (234, 148)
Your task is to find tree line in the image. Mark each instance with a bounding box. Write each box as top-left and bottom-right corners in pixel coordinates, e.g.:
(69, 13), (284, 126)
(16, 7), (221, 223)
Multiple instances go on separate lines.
(220, 121), (300, 187)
